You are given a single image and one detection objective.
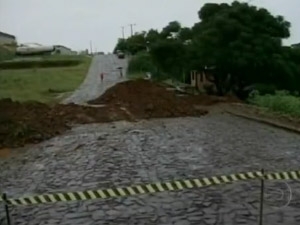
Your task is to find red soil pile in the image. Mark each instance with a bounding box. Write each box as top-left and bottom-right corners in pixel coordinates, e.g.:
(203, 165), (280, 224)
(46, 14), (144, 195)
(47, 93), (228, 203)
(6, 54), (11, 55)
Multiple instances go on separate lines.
(88, 79), (228, 118)
(0, 99), (128, 148)
(1, 80), (237, 148)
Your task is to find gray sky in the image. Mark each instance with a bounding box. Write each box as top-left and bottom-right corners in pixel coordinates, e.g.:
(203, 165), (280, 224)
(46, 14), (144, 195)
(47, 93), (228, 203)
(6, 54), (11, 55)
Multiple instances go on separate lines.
(0, 0), (299, 52)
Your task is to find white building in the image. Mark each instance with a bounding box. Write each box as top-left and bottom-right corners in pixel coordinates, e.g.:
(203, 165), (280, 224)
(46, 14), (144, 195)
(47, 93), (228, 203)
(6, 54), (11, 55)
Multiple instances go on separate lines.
(0, 31), (16, 45)
(53, 45), (76, 55)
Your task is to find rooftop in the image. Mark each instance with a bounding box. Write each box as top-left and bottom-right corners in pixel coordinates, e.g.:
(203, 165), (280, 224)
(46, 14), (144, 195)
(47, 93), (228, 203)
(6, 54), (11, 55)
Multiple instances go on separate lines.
(54, 45), (72, 51)
(0, 31), (16, 39)
(291, 43), (300, 48)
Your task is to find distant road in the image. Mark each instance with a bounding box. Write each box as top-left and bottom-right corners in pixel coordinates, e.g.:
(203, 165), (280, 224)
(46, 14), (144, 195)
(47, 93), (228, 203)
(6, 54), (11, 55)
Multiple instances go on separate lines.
(62, 54), (128, 105)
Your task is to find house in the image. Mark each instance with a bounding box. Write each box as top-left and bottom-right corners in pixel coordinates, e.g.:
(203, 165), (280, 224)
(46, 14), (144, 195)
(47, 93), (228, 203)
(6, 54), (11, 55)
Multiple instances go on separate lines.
(190, 69), (214, 90)
(0, 31), (16, 46)
(53, 45), (76, 55)
(291, 43), (300, 48)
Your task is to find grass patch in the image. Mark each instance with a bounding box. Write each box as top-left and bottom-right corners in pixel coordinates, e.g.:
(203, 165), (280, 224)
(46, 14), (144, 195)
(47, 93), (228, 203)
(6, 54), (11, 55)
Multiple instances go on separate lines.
(248, 90), (300, 117)
(127, 72), (146, 79)
(0, 56), (91, 103)
(0, 55), (86, 69)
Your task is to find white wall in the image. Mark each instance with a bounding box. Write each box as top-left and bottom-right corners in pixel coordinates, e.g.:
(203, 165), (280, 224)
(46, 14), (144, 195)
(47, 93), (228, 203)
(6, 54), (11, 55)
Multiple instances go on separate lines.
(55, 46), (75, 55)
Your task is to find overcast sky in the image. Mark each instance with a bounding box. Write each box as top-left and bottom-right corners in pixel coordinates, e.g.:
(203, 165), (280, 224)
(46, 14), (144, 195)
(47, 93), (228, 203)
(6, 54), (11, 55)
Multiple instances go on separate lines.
(0, 0), (299, 52)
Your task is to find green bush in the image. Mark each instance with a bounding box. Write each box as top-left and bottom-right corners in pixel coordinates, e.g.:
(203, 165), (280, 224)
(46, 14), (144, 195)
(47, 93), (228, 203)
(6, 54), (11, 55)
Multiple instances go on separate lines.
(248, 90), (300, 117)
(127, 51), (170, 80)
(0, 59), (81, 69)
(0, 46), (14, 62)
(127, 52), (156, 74)
(247, 83), (277, 95)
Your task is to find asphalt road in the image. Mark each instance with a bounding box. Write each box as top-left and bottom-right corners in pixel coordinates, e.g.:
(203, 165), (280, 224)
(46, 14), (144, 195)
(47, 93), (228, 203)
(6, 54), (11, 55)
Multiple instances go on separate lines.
(62, 54), (127, 105)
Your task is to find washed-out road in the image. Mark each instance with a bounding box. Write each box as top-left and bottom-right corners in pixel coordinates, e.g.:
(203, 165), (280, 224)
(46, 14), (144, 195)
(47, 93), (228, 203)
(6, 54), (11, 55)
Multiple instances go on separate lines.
(1, 55), (300, 225)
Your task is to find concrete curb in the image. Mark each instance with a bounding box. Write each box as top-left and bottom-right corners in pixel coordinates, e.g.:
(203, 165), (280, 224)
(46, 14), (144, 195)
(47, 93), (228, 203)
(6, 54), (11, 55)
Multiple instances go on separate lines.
(226, 110), (300, 135)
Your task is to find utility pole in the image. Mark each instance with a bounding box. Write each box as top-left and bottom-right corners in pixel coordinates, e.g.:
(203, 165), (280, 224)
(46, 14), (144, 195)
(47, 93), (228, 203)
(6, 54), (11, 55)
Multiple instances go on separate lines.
(89, 40), (93, 55)
(129, 23), (136, 36)
(121, 26), (125, 39)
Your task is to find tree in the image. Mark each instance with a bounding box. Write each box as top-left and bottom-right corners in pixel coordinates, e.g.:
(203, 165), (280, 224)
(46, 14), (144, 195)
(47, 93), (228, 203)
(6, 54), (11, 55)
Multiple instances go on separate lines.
(161, 21), (181, 39)
(113, 32), (148, 55)
(113, 38), (128, 53)
(113, 1), (300, 97)
(178, 27), (193, 42)
(146, 29), (161, 43)
(190, 1), (292, 96)
(126, 32), (147, 55)
(150, 39), (186, 80)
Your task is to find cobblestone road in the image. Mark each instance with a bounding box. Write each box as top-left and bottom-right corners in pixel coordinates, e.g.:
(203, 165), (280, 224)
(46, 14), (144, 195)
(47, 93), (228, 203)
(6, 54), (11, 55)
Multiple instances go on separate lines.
(1, 114), (300, 225)
(62, 54), (127, 104)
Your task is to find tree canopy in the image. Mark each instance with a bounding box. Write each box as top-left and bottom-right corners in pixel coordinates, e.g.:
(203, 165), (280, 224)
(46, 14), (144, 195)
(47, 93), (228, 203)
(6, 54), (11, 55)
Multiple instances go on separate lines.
(114, 1), (300, 97)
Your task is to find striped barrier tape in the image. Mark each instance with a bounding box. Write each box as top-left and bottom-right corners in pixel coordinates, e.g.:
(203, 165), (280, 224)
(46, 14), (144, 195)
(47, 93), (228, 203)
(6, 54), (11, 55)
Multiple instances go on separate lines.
(1, 170), (300, 206)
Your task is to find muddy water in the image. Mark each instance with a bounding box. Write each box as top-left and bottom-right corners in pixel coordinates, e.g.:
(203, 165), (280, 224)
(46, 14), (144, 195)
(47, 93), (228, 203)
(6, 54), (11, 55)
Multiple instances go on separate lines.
(0, 148), (13, 158)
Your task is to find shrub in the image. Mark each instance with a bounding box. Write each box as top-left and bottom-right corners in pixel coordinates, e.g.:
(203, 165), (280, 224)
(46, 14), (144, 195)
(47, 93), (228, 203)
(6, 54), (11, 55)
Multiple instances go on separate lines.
(127, 52), (156, 74)
(0, 46), (14, 62)
(248, 90), (300, 117)
(254, 84), (277, 95)
(127, 52), (172, 81)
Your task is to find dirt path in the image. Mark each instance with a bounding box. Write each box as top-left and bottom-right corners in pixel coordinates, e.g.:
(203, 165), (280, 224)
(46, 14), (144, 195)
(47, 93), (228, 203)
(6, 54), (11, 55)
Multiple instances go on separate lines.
(1, 114), (300, 224)
(62, 54), (127, 105)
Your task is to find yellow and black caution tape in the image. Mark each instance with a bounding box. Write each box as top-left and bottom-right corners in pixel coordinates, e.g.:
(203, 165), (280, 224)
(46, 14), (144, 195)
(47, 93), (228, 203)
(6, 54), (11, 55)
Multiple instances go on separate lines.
(265, 170), (300, 180)
(1, 170), (300, 206)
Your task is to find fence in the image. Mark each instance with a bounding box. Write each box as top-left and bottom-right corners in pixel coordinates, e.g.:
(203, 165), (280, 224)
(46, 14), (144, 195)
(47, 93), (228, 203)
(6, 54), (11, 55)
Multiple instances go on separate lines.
(1, 169), (299, 225)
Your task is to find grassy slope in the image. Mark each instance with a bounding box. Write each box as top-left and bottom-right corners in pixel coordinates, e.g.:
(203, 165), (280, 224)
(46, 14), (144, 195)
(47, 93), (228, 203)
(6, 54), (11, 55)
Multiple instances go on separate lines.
(0, 56), (91, 103)
(249, 91), (300, 117)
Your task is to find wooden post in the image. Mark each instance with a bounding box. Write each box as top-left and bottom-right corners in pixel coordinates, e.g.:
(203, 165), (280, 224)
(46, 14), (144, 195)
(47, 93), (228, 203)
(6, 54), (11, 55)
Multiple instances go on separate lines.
(2, 193), (11, 225)
(259, 169), (265, 225)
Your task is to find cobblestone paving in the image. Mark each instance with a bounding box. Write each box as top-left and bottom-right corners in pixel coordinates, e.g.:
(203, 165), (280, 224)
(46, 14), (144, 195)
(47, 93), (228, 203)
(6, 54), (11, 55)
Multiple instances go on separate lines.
(1, 114), (300, 224)
(62, 54), (127, 105)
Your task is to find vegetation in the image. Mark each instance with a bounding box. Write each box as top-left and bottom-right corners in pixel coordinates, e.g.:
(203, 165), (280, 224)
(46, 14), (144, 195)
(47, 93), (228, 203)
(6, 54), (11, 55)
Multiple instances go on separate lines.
(126, 51), (173, 81)
(114, 1), (300, 99)
(0, 46), (15, 62)
(0, 59), (81, 69)
(249, 91), (300, 117)
(0, 56), (91, 103)
(0, 55), (84, 69)
(126, 73), (146, 80)
(127, 52), (155, 75)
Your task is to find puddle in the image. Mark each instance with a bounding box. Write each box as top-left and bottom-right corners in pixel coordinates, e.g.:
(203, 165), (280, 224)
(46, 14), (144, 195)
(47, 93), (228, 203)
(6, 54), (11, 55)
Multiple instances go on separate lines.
(0, 148), (13, 158)
(82, 103), (106, 108)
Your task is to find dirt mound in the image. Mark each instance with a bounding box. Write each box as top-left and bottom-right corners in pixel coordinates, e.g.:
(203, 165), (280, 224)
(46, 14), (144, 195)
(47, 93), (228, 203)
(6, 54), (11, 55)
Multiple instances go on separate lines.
(1, 80), (237, 148)
(88, 79), (230, 118)
(0, 99), (128, 148)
